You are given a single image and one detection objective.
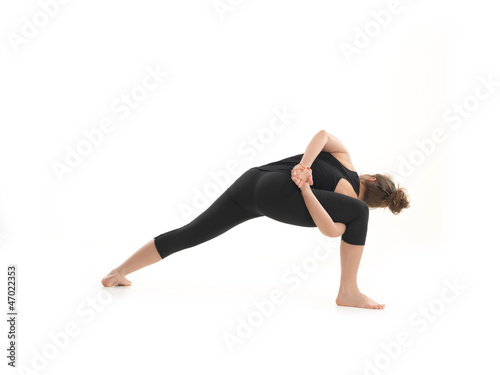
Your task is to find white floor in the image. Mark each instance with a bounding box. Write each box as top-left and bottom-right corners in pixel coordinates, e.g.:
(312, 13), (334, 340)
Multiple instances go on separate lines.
(3, 220), (496, 375)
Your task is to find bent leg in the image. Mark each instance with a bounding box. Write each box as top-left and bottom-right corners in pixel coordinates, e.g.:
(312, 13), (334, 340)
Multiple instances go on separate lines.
(336, 241), (385, 309)
(311, 188), (369, 246)
(254, 171), (369, 245)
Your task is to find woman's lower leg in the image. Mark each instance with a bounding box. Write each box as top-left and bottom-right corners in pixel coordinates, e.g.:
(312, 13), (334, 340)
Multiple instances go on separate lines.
(335, 240), (385, 309)
(101, 181), (262, 287)
(338, 240), (363, 293)
(101, 239), (161, 287)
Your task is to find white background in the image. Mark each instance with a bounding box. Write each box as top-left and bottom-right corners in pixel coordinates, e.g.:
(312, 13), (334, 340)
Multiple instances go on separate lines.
(0, 0), (498, 374)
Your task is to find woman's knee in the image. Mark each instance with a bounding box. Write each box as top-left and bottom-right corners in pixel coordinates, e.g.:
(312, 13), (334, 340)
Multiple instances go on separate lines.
(353, 200), (370, 234)
(359, 200), (369, 222)
(341, 200), (369, 245)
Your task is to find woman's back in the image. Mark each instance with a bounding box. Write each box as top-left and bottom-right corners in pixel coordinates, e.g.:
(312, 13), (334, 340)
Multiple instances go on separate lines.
(254, 151), (360, 197)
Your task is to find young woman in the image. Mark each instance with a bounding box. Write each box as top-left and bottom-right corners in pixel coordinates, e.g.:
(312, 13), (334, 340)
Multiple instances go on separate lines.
(101, 130), (410, 309)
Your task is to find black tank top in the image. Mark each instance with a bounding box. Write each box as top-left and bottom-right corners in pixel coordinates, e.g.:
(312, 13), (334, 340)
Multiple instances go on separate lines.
(254, 151), (360, 196)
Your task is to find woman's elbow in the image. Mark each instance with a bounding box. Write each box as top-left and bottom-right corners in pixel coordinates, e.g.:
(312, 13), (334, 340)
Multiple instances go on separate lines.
(318, 129), (328, 137)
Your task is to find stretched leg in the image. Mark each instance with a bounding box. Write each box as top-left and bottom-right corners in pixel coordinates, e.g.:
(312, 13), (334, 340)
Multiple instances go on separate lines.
(153, 189), (262, 259)
(102, 172), (263, 287)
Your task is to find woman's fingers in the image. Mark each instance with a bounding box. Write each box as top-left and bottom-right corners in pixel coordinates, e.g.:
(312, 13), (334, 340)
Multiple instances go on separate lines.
(291, 168), (308, 188)
(291, 166), (313, 188)
(291, 171), (298, 184)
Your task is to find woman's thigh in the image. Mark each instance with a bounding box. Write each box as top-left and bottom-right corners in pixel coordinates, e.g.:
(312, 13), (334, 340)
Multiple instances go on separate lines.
(253, 170), (368, 229)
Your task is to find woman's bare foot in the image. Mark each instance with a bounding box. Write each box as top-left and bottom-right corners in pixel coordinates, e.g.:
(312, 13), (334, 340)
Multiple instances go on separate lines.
(101, 269), (132, 287)
(336, 290), (385, 309)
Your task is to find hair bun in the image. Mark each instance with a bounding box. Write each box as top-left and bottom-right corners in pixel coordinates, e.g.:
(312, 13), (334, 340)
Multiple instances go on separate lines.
(385, 186), (410, 215)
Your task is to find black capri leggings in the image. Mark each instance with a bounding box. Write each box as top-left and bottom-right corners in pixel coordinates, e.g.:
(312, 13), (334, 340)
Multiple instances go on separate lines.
(154, 167), (369, 259)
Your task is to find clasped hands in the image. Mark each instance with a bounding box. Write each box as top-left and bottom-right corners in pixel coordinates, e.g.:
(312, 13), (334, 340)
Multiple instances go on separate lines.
(291, 164), (313, 189)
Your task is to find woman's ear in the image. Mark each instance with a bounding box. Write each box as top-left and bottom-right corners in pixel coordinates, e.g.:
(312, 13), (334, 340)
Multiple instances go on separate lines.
(360, 175), (376, 182)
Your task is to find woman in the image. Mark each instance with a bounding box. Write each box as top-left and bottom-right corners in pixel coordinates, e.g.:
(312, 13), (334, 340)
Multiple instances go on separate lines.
(101, 130), (410, 309)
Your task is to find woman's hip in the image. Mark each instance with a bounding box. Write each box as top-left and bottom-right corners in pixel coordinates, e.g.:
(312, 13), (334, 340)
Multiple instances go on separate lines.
(226, 167), (267, 212)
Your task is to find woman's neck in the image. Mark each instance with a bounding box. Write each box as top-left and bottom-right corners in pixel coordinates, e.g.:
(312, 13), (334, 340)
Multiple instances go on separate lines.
(358, 181), (365, 201)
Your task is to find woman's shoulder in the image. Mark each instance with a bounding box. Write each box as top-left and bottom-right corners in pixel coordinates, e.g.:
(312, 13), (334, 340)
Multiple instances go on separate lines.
(326, 152), (356, 172)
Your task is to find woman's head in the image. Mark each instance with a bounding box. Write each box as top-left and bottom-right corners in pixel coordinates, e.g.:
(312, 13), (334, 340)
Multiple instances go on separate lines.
(359, 174), (410, 215)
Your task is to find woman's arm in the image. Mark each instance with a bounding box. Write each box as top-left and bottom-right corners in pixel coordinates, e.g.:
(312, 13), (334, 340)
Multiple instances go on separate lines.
(299, 183), (346, 238)
(299, 130), (350, 167)
(298, 131), (327, 168)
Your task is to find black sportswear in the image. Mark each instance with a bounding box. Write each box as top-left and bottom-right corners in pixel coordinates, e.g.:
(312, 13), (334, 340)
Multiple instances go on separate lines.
(254, 151), (360, 196)
(153, 157), (369, 259)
